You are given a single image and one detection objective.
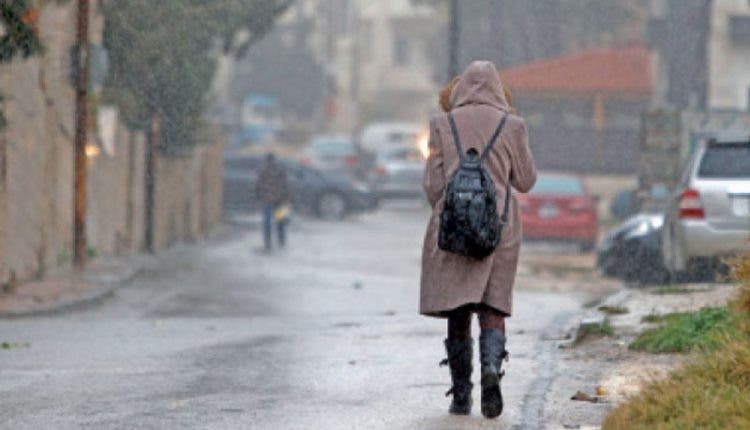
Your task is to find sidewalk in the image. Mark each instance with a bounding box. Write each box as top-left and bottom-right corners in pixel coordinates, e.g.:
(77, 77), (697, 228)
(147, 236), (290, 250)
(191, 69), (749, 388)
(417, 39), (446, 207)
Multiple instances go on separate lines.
(545, 281), (740, 428)
(0, 256), (146, 318)
(591, 282), (739, 397)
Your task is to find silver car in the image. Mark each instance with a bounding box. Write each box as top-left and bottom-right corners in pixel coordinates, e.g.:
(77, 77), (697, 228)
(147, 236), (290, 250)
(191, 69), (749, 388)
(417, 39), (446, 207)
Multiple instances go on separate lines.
(370, 146), (426, 199)
(661, 138), (750, 277)
(303, 135), (360, 178)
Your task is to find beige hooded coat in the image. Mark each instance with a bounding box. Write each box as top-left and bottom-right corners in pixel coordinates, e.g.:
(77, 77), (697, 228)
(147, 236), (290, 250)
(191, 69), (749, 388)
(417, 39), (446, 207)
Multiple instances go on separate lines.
(420, 61), (537, 318)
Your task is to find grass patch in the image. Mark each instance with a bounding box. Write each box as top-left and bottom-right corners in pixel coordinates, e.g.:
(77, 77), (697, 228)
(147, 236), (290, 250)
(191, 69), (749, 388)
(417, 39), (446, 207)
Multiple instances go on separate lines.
(576, 319), (615, 343)
(630, 307), (736, 353)
(603, 254), (750, 429)
(603, 337), (750, 430)
(641, 314), (664, 323)
(598, 305), (629, 315)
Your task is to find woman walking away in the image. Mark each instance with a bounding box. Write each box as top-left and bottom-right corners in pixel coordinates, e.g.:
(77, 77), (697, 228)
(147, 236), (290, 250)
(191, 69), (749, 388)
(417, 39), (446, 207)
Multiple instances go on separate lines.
(420, 61), (536, 418)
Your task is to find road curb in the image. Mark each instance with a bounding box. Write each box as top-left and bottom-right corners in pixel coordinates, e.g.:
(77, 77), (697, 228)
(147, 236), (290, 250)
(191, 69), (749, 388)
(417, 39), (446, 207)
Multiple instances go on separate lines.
(0, 265), (144, 319)
(563, 289), (634, 347)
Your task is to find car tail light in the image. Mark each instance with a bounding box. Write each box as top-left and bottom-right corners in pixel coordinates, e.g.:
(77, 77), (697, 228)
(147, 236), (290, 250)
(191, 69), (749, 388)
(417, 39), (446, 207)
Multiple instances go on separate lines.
(679, 188), (705, 219)
(375, 165), (387, 177)
(301, 157), (313, 166)
(344, 155), (360, 167)
(569, 199), (592, 212)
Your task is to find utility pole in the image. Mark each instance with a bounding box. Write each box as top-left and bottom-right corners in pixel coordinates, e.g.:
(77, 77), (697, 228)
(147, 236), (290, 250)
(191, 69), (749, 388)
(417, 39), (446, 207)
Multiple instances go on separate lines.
(448, 0), (460, 79)
(349, 1), (361, 137)
(73, 0), (90, 267)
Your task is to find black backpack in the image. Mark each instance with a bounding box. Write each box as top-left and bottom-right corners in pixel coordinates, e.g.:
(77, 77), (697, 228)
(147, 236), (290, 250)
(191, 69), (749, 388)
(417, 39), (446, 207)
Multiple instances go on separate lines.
(438, 112), (511, 259)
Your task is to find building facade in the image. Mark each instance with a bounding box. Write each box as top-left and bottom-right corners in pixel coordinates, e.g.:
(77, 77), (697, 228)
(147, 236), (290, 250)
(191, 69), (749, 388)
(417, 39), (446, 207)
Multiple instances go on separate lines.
(649, 0), (750, 112)
(501, 47), (653, 174)
(0, 3), (223, 285)
(231, 0), (444, 136)
(708, 0), (750, 110)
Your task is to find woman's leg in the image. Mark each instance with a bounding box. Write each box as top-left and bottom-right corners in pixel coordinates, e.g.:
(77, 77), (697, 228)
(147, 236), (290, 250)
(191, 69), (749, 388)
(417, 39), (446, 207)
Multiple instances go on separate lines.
(262, 205), (274, 251)
(478, 307), (505, 332)
(443, 307), (474, 415)
(477, 305), (508, 419)
(447, 307), (472, 340)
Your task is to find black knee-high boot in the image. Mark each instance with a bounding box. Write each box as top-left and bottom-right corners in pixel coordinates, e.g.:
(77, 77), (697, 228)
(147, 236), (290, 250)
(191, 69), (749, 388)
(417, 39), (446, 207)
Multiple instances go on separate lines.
(441, 337), (473, 415)
(479, 328), (508, 418)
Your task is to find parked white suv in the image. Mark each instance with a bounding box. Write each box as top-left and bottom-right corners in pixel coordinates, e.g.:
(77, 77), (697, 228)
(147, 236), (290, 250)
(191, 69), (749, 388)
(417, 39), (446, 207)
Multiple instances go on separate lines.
(661, 138), (750, 278)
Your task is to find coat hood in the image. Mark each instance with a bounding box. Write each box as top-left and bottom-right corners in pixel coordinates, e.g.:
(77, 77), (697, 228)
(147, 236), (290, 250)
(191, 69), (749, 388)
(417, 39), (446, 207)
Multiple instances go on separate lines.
(450, 61), (510, 112)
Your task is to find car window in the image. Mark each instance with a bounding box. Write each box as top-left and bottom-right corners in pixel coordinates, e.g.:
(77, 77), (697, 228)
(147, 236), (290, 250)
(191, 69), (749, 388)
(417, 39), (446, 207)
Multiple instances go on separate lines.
(294, 165), (322, 181)
(530, 175), (584, 195)
(697, 143), (750, 178)
(384, 147), (422, 161)
(310, 139), (354, 155)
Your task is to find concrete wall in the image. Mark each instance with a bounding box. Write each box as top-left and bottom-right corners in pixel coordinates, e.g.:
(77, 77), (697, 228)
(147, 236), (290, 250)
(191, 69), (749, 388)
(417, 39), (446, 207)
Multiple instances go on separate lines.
(152, 135), (224, 252)
(0, 4), (224, 284)
(0, 4), (77, 281)
(709, 0), (750, 110)
(87, 126), (146, 256)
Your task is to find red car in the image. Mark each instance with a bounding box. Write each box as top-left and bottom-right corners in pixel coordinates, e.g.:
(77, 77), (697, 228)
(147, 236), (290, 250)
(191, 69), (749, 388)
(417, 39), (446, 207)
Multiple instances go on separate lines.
(517, 173), (598, 251)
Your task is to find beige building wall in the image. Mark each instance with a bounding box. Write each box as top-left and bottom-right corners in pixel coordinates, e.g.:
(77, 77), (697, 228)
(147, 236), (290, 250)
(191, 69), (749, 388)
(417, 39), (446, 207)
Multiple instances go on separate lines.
(709, 0), (750, 110)
(87, 125), (146, 256)
(288, 0), (442, 130)
(356, 0), (441, 123)
(152, 136), (224, 252)
(0, 4), (77, 281)
(0, 3), (224, 284)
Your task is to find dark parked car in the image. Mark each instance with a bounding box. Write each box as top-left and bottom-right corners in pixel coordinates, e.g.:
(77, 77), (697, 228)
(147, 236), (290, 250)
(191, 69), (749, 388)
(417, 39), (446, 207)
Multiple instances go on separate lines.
(597, 212), (670, 284)
(223, 154), (378, 220)
(610, 188), (638, 220)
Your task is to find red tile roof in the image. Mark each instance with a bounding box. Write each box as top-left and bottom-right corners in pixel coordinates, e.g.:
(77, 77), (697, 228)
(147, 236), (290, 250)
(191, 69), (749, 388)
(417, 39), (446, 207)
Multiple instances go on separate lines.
(500, 46), (653, 95)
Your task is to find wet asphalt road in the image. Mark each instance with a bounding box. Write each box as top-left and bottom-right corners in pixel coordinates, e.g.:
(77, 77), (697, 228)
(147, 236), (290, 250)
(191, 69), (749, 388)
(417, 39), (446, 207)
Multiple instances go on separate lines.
(0, 203), (586, 429)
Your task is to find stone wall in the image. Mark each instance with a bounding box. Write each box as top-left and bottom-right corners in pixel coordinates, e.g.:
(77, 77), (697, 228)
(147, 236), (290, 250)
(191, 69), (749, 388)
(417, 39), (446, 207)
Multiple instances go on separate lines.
(87, 126), (146, 256)
(0, 4), (224, 284)
(0, 4), (77, 281)
(152, 133), (224, 251)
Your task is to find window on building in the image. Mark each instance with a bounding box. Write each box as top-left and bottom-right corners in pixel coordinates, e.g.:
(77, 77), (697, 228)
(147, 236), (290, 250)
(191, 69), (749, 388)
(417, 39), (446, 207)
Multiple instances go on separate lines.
(360, 21), (373, 60)
(730, 15), (750, 44)
(393, 32), (411, 66)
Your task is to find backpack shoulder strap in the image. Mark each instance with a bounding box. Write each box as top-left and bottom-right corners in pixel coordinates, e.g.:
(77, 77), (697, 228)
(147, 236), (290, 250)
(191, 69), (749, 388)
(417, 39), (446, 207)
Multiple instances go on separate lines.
(447, 112), (465, 163)
(500, 182), (511, 223)
(479, 113), (509, 162)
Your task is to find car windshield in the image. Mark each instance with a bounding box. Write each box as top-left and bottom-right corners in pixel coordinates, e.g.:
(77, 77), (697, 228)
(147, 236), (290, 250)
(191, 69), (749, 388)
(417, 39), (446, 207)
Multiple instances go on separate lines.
(698, 143), (750, 178)
(386, 131), (419, 145)
(310, 139), (354, 155)
(530, 175), (584, 195)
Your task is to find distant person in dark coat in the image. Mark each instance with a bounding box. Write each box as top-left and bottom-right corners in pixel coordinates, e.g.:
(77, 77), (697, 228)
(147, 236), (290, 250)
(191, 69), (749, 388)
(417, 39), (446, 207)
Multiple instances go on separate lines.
(255, 153), (290, 251)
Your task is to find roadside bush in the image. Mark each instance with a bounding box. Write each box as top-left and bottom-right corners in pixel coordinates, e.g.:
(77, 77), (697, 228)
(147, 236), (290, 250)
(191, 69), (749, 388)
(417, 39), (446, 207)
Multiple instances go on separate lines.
(729, 254), (750, 314)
